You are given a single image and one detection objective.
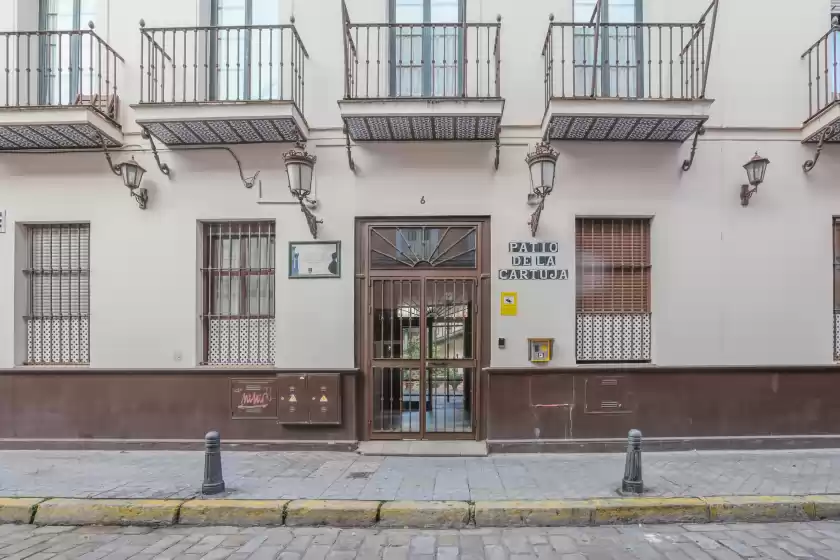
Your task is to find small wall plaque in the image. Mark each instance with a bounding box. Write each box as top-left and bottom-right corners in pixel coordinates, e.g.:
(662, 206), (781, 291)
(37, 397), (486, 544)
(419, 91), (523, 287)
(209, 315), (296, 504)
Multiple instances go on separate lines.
(289, 241), (341, 278)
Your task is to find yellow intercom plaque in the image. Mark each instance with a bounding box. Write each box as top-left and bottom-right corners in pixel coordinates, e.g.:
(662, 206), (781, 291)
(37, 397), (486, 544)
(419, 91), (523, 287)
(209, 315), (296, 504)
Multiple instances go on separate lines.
(528, 338), (553, 363)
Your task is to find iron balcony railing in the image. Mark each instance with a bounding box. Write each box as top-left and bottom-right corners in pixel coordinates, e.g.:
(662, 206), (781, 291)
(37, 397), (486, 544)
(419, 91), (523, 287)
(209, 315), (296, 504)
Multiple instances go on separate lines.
(0, 25), (124, 122)
(542, 0), (718, 106)
(802, 26), (840, 121)
(138, 22), (307, 111)
(342, 1), (501, 100)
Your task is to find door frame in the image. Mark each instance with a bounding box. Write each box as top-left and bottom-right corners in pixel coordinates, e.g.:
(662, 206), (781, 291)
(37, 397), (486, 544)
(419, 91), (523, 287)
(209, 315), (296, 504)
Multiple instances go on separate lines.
(355, 217), (491, 441)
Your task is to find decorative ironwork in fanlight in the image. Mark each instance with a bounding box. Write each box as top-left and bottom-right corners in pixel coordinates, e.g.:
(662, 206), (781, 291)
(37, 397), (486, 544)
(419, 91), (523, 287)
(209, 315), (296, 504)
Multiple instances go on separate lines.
(370, 226), (477, 269)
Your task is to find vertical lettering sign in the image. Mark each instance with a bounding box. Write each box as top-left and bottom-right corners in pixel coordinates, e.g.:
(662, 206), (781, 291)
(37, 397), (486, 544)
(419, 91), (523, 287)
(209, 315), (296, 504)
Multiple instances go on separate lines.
(231, 379), (277, 419)
(498, 241), (569, 280)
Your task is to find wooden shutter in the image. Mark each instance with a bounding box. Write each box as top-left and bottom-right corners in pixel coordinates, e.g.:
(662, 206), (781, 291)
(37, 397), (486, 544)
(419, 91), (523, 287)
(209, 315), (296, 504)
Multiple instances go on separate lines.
(576, 218), (651, 313)
(29, 224), (90, 317)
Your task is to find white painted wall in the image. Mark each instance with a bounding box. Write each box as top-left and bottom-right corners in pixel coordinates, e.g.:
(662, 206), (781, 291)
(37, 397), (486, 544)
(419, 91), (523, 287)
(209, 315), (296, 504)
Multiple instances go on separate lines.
(0, 0), (838, 370)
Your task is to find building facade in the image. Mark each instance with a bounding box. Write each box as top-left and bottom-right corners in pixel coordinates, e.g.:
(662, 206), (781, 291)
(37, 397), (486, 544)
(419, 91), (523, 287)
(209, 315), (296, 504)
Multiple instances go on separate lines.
(1, 0), (840, 450)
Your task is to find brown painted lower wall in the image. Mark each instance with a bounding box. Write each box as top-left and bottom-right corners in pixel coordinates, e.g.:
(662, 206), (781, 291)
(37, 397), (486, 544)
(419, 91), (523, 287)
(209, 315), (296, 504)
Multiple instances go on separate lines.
(4, 366), (840, 451)
(485, 367), (840, 447)
(0, 370), (358, 442)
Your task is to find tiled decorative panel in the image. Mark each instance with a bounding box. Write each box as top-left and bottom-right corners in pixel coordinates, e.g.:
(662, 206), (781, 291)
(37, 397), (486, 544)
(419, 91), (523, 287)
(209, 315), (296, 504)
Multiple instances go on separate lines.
(576, 313), (651, 363)
(27, 317), (90, 365)
(546, 115), (705, 142)
(0, 123), (119, 150)
(208, 318), (275, 365)
(142, 117), (305, 145)
(343, 115), (500, 141)
(835, 312), (840, 361)
(804, 115), (840, 143)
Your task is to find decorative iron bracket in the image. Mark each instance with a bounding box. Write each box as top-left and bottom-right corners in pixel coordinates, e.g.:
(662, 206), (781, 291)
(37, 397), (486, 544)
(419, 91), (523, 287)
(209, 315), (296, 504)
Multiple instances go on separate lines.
(681, 126), (706, 172)
(344, 124), (356, 172)
(140, 128), (171, 177)
(803, 128), (829, 173)
(740, 184), (758, 207)
(100, 133), (122, 177)
(493, 125), (501, 170)
(528, 195), (547, 238)
(299, 198), (323, 239)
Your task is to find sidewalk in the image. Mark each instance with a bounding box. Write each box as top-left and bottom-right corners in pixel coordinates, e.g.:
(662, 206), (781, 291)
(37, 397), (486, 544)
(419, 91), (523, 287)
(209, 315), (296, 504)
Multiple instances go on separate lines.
(2, 448), (840, 501)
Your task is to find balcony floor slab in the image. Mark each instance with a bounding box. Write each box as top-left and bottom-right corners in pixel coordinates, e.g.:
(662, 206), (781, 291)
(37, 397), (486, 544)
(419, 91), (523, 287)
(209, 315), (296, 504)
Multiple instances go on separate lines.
(542, 98), (713, 142)
(0, 107), (122, 150)
(132, 101), (308, 145)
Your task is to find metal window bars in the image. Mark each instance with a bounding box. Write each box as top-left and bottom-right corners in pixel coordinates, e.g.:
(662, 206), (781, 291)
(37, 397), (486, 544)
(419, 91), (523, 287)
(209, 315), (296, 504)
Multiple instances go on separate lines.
(541, 0), (719, 106)
(138, 22), (307, 110)
(342, 1), (501, 100)
(201, 221), (276, 366)
(0, 26), (123, 121)
(24, 224), (90, 365)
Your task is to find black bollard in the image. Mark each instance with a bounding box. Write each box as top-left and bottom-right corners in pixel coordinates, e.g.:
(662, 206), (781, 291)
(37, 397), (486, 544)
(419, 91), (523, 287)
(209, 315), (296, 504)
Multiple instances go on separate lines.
(621, 429), (643, 494)
(202, 431), (225, 495)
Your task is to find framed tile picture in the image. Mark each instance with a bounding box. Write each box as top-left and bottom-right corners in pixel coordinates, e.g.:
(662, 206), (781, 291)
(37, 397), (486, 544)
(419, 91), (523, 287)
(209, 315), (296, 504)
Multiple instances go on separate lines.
(289, 241), (341, 278)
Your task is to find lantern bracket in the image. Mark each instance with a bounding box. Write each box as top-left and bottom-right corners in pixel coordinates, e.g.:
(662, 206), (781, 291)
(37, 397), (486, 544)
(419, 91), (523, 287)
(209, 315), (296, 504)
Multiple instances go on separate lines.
(803, 128), (829, 173)
(681, 126), (705, 172)
(140, 128), (172, 177)
(528, 195), (546, 238)
(740, 184), (758, 207)
(493, 125), (501, 171)
(99, 133), (122, 177)
(343, 124), (356, 172)
(298, 198), (323, 239)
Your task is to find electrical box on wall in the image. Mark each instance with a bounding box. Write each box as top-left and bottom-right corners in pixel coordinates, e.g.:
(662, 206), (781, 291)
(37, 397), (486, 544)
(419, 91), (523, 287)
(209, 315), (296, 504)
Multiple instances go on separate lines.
(528, 338), (553, 363)
(274, 374), (342, 425)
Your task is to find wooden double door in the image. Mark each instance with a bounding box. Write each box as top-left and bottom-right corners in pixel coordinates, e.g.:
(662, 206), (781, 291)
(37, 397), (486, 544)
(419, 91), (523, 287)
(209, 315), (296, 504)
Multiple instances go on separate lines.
(359, 220), (488, 440)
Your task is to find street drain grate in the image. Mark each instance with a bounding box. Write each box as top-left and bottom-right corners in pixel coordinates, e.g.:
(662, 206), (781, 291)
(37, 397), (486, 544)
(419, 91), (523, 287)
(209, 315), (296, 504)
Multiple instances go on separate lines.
(347, 472), (373, 479)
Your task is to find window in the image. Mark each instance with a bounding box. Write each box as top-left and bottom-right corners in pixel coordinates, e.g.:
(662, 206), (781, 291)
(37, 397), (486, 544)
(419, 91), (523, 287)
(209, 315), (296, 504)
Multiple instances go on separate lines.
(24, 224), (90, 365)
(390, 0), (464, 97)
(575, 218), (651, 363)
(833, 220), (840, 361)
(40, 0), (96, 105)
(573, 0), (643, 97)
(202, 221), (276, 365)
(211, 0), (282, 101)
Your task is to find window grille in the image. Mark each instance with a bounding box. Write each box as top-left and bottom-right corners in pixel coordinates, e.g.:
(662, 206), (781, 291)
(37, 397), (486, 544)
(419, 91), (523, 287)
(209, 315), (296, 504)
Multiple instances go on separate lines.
(202, 221), (276, 365)
(576, 217), (651, 363)
(25, 223), (90, 365)
(833, 219), (840, 361)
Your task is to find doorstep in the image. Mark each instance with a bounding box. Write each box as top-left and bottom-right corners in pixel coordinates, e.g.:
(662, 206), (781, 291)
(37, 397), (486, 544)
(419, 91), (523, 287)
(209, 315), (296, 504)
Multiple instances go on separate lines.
(357, 440), (488, 457)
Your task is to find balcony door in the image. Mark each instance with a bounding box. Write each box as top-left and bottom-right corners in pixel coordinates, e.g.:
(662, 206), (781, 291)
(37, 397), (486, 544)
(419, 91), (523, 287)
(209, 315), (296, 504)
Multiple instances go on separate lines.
(573, 0), (643, 98)
(390, 0), (464, 97)
(211, 0), (281, 101)
(39, 0), (96, 105)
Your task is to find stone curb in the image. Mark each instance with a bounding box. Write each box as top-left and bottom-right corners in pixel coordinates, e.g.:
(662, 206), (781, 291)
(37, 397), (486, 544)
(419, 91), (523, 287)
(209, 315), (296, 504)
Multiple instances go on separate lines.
(2, 495), (839, 527)
(34, 499), (183, 526)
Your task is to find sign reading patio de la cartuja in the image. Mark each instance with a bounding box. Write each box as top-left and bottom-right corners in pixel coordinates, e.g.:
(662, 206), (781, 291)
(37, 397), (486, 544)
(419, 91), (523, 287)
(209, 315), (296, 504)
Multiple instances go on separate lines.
(498, 241), (569, 281)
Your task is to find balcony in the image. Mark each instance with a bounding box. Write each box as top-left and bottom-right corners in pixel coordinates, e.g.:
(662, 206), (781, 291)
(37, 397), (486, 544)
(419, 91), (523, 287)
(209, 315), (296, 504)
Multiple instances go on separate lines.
(338, 1), (503, 145)
(0, 27), (123, 150)
(541, 0), (718, 142)
(132, 22), (309, 146)
(801, 27), (840, 147)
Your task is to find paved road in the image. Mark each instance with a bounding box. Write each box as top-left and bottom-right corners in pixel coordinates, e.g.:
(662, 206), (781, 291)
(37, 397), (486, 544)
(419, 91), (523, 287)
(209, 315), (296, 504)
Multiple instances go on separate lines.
(2, 449), (840, 501)
(3, 521), (840, 559)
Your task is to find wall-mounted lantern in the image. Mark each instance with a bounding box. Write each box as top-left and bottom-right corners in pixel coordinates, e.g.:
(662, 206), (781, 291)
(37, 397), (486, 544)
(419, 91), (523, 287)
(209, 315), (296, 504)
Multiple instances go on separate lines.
(104, 153), (148, 210)
(525, 142), (559, 237)
(740, 152), (770, 207)
(283, 143), (322, 239)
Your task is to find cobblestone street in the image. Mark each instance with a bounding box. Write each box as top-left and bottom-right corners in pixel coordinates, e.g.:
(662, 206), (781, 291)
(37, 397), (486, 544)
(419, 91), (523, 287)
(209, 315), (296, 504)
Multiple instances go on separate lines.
(2, 522), (840, 560)
(3, 449), (840, 501)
